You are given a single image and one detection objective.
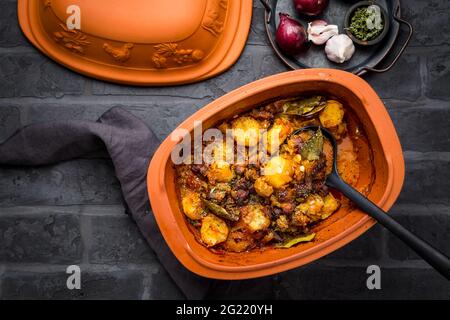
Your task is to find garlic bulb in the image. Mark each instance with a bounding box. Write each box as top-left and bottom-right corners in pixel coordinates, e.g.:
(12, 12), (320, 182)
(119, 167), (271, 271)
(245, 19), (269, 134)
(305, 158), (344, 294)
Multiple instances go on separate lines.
(325, 34), (355, 63)
(307, 20), (339, 45)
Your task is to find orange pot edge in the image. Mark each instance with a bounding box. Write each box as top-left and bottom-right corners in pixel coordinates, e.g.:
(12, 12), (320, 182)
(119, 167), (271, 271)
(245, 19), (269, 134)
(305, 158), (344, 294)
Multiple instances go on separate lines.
(150, 69), (405, 280)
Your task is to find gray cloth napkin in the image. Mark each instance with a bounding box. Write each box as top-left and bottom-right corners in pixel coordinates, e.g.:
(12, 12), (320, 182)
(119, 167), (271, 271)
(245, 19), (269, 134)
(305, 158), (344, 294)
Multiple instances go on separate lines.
(0, 107), (274, 300)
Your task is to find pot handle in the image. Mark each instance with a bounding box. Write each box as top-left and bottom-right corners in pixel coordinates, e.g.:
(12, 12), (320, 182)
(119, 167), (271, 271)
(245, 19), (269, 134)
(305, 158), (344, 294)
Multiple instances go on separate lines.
(327, 173), (450, 281)
(260, 0), (272, 23)
(358, 3), (413, 75)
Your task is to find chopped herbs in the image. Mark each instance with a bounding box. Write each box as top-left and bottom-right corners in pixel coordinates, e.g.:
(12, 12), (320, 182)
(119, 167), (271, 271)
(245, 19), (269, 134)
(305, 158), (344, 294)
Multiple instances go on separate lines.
(348, 6), (384, 41)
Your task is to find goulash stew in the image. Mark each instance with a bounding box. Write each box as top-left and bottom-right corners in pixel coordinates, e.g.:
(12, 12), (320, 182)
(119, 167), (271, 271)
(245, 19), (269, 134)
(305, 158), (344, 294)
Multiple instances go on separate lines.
(175, 96), (373, 252)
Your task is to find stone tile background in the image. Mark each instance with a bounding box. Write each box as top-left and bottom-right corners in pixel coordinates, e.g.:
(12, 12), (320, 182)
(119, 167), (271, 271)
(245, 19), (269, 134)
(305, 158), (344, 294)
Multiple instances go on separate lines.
(0, 0), (449, 299)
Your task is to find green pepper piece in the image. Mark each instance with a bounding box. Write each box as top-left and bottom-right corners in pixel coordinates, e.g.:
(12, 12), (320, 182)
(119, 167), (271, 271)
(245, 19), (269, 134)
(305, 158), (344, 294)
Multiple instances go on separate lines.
(202, 199), (239, 222)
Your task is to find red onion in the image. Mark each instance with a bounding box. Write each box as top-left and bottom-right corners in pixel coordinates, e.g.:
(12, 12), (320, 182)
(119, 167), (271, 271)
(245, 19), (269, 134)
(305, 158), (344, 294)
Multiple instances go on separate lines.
(293, 0), (329, 16)
(275, 13), (308, 55)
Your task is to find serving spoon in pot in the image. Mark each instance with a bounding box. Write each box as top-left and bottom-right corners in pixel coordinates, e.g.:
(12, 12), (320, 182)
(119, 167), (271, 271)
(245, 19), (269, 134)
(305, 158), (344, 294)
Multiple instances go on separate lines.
(292, 126), (450, 280)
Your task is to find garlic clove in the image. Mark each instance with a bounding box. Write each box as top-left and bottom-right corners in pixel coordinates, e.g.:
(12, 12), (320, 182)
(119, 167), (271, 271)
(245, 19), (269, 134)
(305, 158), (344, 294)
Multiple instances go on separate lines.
(307, 20), (339, 45)
(324, 34), (355, 63)
(309, 25), (339, 45)
(308, 19), (327, 30)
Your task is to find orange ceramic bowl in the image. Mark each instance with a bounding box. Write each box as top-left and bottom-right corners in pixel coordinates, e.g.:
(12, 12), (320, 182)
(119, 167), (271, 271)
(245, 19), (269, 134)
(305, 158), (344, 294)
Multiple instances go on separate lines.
(147, 69), (404, 279)
(18, 0), (252, 85)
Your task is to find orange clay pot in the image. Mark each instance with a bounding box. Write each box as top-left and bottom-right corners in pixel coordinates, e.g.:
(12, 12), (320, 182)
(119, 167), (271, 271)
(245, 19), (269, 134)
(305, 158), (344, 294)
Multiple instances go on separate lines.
(147, 69), (405, 280)
(18, 0), (252, 85)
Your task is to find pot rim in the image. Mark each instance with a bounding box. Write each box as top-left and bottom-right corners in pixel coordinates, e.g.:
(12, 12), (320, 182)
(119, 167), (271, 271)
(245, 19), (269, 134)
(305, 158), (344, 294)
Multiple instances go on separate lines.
(147, 68), (405, 279)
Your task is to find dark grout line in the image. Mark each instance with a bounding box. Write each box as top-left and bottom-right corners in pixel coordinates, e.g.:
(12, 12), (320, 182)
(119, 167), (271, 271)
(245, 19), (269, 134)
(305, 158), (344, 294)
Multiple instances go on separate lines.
(0, 204), (126, 216)
(0, 95), (213, 104)
(0, 263), (160, 273)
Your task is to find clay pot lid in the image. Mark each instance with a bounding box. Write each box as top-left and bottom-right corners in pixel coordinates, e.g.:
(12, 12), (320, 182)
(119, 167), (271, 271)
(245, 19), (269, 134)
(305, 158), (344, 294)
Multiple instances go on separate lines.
(18, 0), (253, 85)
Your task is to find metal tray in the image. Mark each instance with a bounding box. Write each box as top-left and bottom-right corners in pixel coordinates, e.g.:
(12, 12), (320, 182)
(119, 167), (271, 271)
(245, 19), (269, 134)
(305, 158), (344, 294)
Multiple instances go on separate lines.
(261, 0), (412, 75)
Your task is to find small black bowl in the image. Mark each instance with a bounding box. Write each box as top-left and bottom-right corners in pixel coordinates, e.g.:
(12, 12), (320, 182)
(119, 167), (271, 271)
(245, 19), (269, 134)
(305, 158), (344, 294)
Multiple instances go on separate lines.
(345, 1), (390, 46)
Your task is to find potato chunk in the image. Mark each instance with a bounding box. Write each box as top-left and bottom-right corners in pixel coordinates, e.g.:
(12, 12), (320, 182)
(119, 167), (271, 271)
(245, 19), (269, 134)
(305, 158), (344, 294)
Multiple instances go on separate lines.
(321, 193), (340, 219)
(267, 117), (293, 152)
(263, 156), (294, 188)
(241, 204), (271, 233)
(291, 210), (311, 228)
(295, 194), (325, 221)
(207, 160), (234, 183)
(223, 229), (254, 252)
(200, 214), (229, 247)
(319, 100), (344, 128)
(254, 177), (274, 197)
(276, 215), (290, 232)
(231, 116), (261, 146)
(181, 190), (203, 220)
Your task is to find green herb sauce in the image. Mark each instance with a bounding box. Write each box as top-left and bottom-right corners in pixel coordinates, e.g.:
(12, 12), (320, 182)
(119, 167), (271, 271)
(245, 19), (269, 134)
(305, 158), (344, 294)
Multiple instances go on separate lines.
(348, 7), (384, 41)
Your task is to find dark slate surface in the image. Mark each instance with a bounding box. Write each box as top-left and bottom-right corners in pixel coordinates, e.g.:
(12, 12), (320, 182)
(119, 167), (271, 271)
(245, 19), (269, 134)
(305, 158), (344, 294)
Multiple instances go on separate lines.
(0, 0), (449, 299)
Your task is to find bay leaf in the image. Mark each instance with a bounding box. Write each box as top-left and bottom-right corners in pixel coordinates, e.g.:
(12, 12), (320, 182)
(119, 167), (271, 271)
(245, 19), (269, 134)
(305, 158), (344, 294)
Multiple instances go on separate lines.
(300, 128), (324, 161)
(275, 233), (316, 248)
(282, 96), (326, 116)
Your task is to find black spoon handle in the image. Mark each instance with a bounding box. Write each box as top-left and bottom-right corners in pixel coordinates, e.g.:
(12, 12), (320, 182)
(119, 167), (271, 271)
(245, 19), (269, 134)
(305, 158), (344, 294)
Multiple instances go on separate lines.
(327, 173), (450, 280)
